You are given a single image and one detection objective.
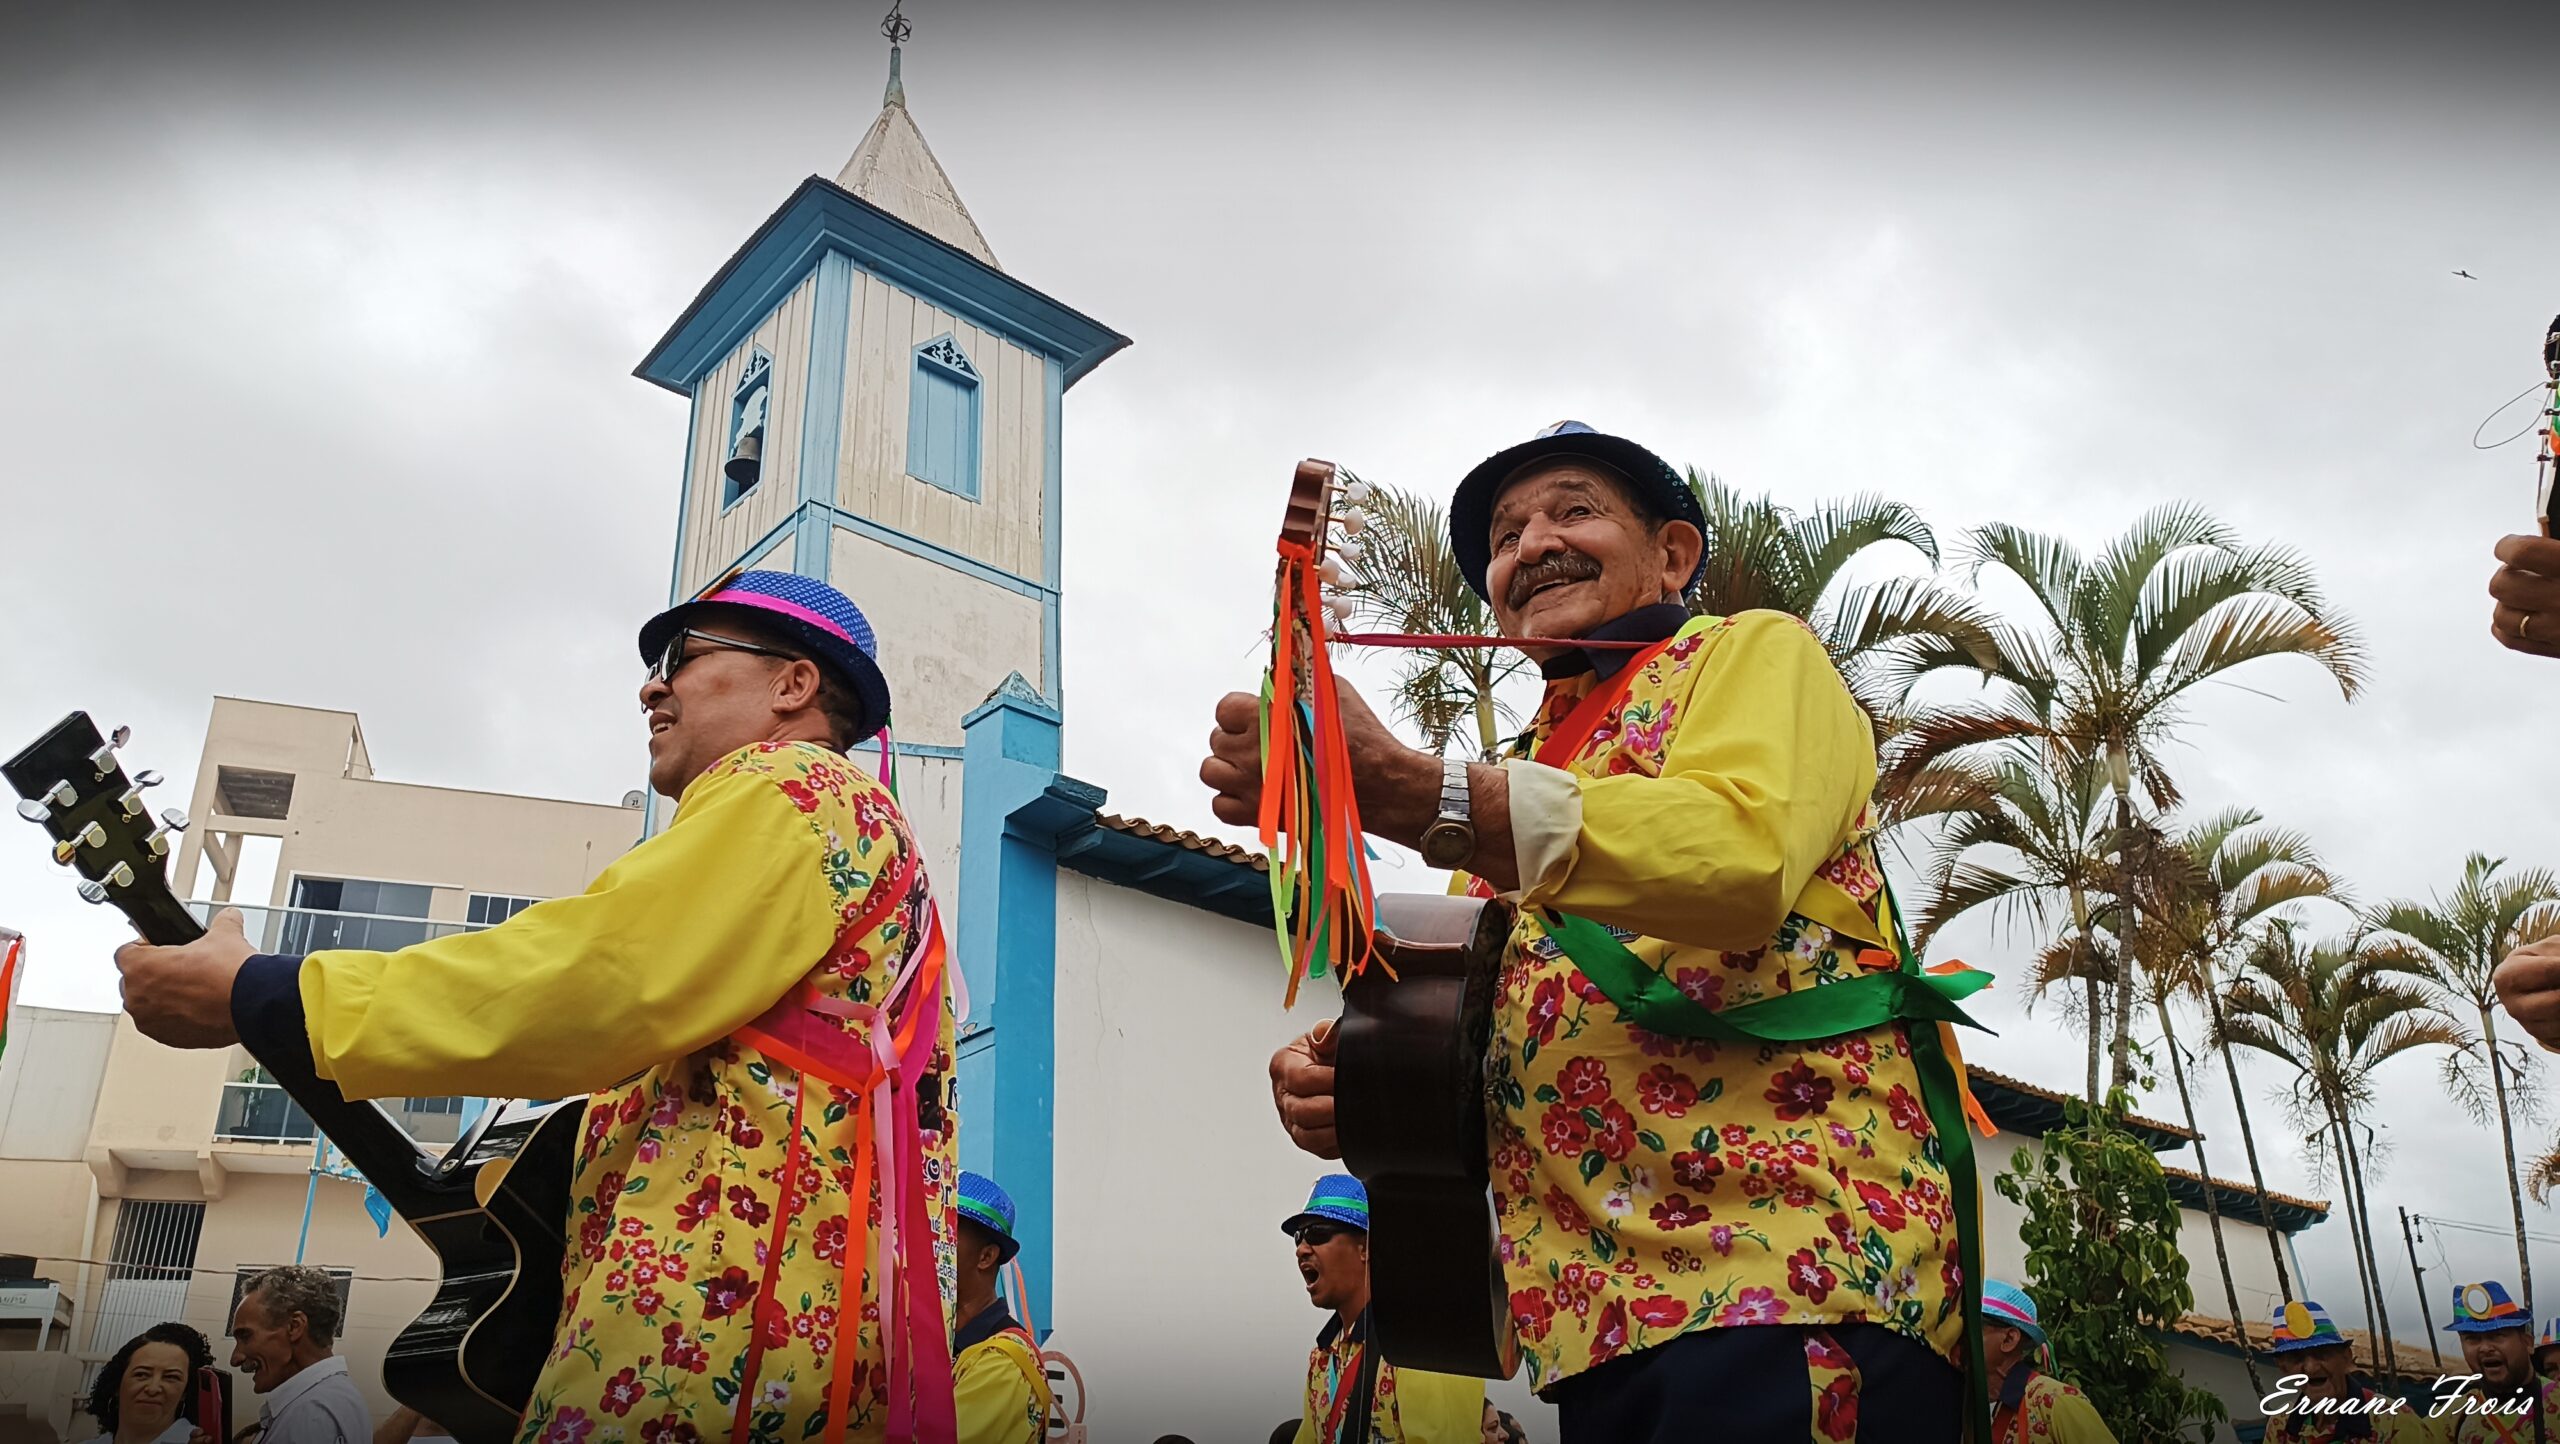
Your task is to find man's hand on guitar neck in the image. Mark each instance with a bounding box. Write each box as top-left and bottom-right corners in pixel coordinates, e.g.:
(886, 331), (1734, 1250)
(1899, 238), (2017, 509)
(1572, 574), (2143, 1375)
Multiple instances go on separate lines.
(1202, 681), (1521, 891)
(115, 907), (254, 1049)
(1270, 1018), (1341, 1158)
(2491, 534), (2560, 659)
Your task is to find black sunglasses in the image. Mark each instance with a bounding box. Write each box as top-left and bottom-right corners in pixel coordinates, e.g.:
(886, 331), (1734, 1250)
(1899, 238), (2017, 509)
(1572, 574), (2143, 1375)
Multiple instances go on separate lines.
(1293, 1221), (1358, 1247)
(651, 628), (803, 687)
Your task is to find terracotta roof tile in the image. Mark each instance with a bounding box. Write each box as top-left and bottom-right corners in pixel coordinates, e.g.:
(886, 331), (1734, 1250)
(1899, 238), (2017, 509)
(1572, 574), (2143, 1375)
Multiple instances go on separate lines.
(1095, 813), (1268, 870)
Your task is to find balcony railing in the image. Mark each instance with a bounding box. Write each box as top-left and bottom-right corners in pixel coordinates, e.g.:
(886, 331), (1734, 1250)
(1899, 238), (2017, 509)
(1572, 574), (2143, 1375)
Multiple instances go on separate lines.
(215, 1080), (318, 1144)
(184, 900), (478, 955)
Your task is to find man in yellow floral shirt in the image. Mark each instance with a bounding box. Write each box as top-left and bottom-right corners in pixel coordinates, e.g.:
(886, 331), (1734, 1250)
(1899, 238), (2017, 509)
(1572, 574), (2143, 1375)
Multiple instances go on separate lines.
(1208, 423), (1979, 1441)
(118, 571), (959, 1444)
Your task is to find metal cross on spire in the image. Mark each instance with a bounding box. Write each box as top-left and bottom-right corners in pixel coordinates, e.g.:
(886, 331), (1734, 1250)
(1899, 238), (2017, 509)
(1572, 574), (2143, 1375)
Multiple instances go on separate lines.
(881, 0), (912, 46)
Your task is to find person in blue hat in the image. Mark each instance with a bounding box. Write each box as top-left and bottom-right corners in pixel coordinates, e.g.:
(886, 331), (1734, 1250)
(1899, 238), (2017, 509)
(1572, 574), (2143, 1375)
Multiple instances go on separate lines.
(952, 1171), (1050, 1444)
(2442, 1280), (2558, 1441)
(1282, 1174), (1484, 1444)
(1979, 1281), (2114, 1444)
(117, 569), (960, 1441)
(1228, 424), (1975, 1439)
(2255, 1299), (2431, 1442)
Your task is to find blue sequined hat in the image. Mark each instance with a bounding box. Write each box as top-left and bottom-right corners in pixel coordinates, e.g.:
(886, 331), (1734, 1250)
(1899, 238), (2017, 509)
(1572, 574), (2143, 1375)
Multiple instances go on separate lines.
(1280, 1173), (1369, 1237)
(1447, 420), (1708, 602)
(955, 1170), (1020, 1264)
(2266, 1300), (2348, 1355)
(638, 569), (891, 745)
(2447, 1280), (2530, 1334)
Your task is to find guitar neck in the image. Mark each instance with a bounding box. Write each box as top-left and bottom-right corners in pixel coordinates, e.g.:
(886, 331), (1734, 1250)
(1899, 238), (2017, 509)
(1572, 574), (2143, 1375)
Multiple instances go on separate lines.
(121, 880), (450, 1217)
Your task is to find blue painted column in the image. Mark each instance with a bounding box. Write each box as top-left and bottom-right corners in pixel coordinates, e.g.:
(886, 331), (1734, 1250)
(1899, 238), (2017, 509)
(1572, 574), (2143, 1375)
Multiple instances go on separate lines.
(791, 250), (855, 581)
(956, 673), (1100, 1336)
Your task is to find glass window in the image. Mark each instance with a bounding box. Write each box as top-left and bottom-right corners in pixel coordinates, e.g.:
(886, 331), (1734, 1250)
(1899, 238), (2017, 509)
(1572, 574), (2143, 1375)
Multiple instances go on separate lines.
(284, 876), (434, 953)
(466, 894), (540, 927)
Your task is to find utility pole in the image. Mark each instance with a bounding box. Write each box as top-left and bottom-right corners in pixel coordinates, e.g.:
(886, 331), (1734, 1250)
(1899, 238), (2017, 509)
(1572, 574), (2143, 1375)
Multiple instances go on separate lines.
(2403, 1207), (2443, 1368)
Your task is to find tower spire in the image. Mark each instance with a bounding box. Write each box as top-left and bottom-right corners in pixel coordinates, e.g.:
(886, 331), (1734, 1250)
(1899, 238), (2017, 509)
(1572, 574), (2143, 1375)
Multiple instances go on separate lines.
(882, 1), (911, 108)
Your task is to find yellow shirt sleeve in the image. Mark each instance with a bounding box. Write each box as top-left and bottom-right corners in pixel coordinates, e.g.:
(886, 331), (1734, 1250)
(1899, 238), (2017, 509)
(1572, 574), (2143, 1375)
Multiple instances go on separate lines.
(1387, 1366), (1486, 1444)
(2033, 1381), (2120, 1444)
(295, 760), (857, 1100)
(1517, 610), (1875, 952)
(953, 1336), (1047, 1444)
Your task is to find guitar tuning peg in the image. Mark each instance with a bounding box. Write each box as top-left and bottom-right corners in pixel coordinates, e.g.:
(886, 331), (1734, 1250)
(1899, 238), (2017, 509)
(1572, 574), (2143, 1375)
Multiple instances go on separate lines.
(103, 862), (134, 888)
(118, 789), (147, 819)
(135, 770), (165, 788)
(74, 821), (106, 850)
(87, 746), (116, 779)
(14, 799), (48, 825)
(1339, 478), (1375, 506)
(76, 879), (109, 904)
(110, 725), (131, 749)
(1336, 510), (1369, 537)
(1318, 557), (1345, 585)
(42, 781), (74, 809)
(1332, 536), (1365, 564)
(160, 809), (191, 833)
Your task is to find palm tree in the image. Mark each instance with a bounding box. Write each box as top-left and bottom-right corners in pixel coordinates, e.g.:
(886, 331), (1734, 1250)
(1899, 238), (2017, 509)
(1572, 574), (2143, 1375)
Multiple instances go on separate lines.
(1335, 482), (1530, 756)
(2365, 854), (2560, 1317)
(1887, 506), (2367, 1095)
(1678, 472), (2006, 749)
(1901, 745), (2116, 1100)
(2135, 808), (2347, 1304)
(2220, 923), (2464, 1380)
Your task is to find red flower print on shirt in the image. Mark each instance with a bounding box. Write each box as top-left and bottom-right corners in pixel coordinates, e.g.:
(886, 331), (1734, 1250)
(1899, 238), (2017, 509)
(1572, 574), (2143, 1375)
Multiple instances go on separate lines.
(812, 1214), (849, 1264)
(540, 1408), (595, 1444)
(1671, 968), (1724, 1009)
(640, 1417), (702, 1444)
(1526, 976), (1568, 1046)
(600, 1369), (644, 1417)
(1512, 1288), (1558, 1341)
(1817, 1374), (1858, 1439)
(577, 1214), (611, 1260)
(1648, 1194), (1711, 1230)
(1540, 1103), (1591, 1155)
(1856, 1181), (1909, 1232)
(1765, 1063), (1835, 1121)
(1716, 1286), (1788, 1326)
(1722, 1123), (1752, 1146)
(699, 1265), (757, 1320)
(1588, 1298), (1629, 1366)
(673, 1177), (721, 1232)
(1885, 1084), (1933, 1135)
(1629, 1295), (1689, 1330)
(1785, 1249), (1839, 1305)
(1558, 1057), (1612, 1105)
(1637, 1065), (1699, 1117)
(1593, 1101), (1639, 1161)
(1670, 1149), (1723, 1191)
(1545, 1186), (1594, 1235)
(725, 1184), (772, 1228)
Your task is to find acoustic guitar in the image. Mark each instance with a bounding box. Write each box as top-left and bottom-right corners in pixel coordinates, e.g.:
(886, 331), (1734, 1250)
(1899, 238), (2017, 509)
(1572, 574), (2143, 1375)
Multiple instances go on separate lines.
(1333, 894), (1521, 1380)
(8, 711), (580, 1443)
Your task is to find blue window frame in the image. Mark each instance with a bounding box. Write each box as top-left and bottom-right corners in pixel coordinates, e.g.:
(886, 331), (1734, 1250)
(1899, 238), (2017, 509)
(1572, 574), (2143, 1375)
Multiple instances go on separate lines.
(906, 334), (982, 500)
(723, 347), (773, 509)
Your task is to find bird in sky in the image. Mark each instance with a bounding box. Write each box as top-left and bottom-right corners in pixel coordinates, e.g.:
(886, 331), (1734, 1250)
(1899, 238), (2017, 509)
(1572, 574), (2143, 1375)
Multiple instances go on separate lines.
(2454, 269), (2479, 280)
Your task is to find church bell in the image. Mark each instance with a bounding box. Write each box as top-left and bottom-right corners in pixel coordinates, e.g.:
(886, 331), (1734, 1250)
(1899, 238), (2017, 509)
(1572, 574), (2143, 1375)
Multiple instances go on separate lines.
(724, 428), (763, 488)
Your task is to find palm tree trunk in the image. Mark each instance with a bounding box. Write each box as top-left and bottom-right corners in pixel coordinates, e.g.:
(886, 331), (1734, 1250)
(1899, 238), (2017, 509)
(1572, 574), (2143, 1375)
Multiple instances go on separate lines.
(2202, 954), (2294, 1301)
(2341, 1111), (2401, 1383)
(2157, 994), (2260, 1395)
(2483, 1004), (2537, 1317)
(1469, 657), (1500, 759)
(2070, 881), (2100, 1104)
(2107, 788), (2138, 1096)
(2330, 1111), (2382, 1344)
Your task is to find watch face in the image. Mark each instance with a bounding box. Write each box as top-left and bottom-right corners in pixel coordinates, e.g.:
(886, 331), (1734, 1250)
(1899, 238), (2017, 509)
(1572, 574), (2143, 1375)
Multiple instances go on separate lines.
(1420, 820), (1474, 868)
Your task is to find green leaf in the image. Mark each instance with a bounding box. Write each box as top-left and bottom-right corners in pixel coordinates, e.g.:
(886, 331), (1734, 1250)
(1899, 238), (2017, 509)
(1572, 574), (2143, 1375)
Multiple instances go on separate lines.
(1693, 1126), (1719, 1150)
(1579, 1150), (1607, 1183)
(1523, 1037), (1540, 1066)
(1578, 1106), (1606, 1128)
(712, 1377), (739, 1406)
(1637, 1130), (1667, 1153)
(803, 1412), (831, 1439)
(619, 1177), (648, 1195)
(1534, 1084), (1562, 1104)
(1590, 1228), (1617, 1262)
(1700, 1078), (1724, 1103)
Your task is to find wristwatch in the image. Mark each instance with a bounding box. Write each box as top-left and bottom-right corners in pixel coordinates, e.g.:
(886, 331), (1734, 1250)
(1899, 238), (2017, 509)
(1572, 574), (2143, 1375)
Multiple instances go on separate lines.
(1417, 757), (1476, 868)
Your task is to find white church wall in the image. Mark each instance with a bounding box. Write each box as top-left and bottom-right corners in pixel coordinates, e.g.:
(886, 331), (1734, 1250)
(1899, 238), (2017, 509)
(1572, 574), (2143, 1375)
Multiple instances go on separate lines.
(835, 271), (1048, 585)
(676, 269), (821, 601)
(828, 527), (1044, 745)
(1046, 872), (1559, 1443)
(881, 750), (962, 898)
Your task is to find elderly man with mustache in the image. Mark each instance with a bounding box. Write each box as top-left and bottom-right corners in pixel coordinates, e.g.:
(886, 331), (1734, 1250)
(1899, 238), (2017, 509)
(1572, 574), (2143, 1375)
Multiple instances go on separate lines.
(1204, 423), (1973, 1443)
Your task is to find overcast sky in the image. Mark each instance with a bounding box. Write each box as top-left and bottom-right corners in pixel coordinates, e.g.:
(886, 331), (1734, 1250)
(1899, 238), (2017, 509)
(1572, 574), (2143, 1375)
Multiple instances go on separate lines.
(5, 0), (2558, 1364)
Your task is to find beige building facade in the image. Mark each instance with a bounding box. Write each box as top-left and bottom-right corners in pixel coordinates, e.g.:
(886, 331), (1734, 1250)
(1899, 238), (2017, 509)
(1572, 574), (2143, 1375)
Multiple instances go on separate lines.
(0, 697), (644, 1441)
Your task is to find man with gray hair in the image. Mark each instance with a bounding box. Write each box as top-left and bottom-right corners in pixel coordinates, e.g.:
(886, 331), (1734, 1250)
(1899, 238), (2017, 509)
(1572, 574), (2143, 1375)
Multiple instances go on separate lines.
(227, 1266), (370, 1444)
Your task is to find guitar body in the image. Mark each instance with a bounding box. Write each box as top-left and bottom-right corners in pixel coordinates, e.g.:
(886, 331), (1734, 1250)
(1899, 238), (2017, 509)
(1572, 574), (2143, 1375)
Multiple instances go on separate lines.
(1334, 894), (1520, 1380)
(8, 711), (578, 1443)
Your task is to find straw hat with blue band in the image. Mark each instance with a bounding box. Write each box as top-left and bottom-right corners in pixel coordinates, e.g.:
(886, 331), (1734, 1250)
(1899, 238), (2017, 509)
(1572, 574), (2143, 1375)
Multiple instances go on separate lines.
(638, 570), (893, 747)
(1446, 420), (1709, 603)
(1281, 1173), (1370, 1237)
(955, 1170), (1021, 1265)
(2447, 1279), (2530, 1333)
(2265, 1300), (2348, 1355)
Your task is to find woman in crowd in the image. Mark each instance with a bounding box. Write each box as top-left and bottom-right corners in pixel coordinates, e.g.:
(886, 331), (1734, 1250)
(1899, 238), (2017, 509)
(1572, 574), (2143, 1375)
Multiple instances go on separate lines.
(80, 1322), (216, 1444)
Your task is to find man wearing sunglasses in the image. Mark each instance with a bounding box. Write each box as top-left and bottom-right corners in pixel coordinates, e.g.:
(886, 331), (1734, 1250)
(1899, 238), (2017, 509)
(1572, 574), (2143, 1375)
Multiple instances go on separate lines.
(115, 570), (960, 1442)
(1285, 1175), (1484, 1444)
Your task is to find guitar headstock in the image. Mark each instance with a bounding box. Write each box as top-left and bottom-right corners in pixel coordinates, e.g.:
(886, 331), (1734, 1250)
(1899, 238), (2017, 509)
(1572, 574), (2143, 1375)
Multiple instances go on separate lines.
(1275, 459), (1377, 634)
(5, 712), (203, 944)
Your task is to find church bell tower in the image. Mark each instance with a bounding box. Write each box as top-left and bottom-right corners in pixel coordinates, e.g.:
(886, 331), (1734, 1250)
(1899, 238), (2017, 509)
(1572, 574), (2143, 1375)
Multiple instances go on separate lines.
(635, 26), (1126, 750)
